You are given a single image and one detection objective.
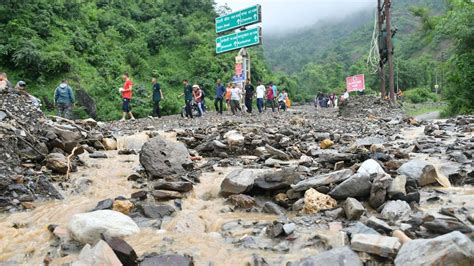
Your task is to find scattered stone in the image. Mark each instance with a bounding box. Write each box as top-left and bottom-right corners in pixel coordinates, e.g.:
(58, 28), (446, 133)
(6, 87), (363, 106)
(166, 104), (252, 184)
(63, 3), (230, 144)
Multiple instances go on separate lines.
(103, 235), (138, 266)
(289, 246), (363, 266)
(138, 203), (175, 219)
(112, 200), (134, 215)
(320, 139), (334, 149)
(265, 144), (290, 160)
(283, 223), (296, 235)
(388, 175), (407, 199)
(266, 222), (284, 238)
(351, 234), (401, 257)
(292, 169), (354, 191)
(224, 130), (245, 146)
(369, 174), (392, 209)
(93, 198), (114, 211)
(89, 151), (108, 159)
(254, 167), (299, 190)
(381, 200), (411, 221)
(394, 231), (474, 266)
(345, 222), (380, 236)
(392, 229), (411, 244)
(328, 172), (371, 200)
(151, 190), (183, 201)
(227, 194), (256, 209)
(366, 216), (393, 233)
(45, 153), (68, 174)
(72, 240), (122, 266)
(131, 191), (147, 201)
(102, 138), (117, 150)
(343, 197), (365, 220)
(398, 160), (439, 186)
(423, 215), (472, 234)
(357, 159), (386, 178)
(153, 181), (193, 193)
(68, 210), (140, 244)
(139, 253), (193, 266)
(303, 188), (337, 214)
(263, 201), (285, 216)
(220, 169), (260, 196)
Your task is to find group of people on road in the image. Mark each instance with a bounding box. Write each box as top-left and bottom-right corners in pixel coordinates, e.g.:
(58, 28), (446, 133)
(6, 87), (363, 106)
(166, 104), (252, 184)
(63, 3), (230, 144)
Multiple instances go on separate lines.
(212, 79), (290, 117)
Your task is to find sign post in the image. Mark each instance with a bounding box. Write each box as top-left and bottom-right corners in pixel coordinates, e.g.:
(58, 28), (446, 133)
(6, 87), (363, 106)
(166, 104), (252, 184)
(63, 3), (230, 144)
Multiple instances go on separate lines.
(215, 5), (261, 33)
(216, 27), (261, 54)
(346, 74), (366, 92)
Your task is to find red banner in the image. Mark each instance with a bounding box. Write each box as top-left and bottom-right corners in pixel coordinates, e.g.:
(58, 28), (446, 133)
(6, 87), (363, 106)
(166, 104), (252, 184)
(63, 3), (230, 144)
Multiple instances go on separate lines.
(346, 74), (365, 92)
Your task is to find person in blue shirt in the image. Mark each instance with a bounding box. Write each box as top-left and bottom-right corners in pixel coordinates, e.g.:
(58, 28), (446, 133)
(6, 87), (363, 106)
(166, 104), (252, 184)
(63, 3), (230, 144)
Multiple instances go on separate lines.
(214, 79), (226, 115)
(54, 79), (75, 119)
(152, 78), (164, 118)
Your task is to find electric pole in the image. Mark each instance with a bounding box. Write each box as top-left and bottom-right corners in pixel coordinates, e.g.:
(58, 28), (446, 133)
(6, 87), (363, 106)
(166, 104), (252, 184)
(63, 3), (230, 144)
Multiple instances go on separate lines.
(378, 0), (386, 98)
(385, 0), (395, 102)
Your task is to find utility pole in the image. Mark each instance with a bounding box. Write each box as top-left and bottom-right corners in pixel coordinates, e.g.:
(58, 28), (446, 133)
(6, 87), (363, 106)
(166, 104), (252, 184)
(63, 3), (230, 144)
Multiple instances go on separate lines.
(385, 0), (395, 102)
(378, 0), (386, 99)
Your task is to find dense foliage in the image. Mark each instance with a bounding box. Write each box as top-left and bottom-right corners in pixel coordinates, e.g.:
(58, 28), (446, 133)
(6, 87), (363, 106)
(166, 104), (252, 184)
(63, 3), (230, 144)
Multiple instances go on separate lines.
(264, 0), (473, 115)
(0, 0), (273, 120)
(404, 87), (439, 104)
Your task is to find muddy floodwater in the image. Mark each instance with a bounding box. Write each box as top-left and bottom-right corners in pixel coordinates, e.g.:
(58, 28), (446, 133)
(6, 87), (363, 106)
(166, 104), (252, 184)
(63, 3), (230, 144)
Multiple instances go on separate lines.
(1, 108), (473, 265)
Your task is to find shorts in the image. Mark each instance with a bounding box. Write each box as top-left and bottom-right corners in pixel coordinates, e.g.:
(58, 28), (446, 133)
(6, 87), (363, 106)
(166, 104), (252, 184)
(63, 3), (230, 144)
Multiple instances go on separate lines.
(122, 98), (131, 112)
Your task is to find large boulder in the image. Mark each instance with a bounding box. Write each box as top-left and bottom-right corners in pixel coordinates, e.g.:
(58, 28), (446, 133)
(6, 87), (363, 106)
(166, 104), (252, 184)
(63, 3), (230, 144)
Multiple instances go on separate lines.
(381, 200), (411, 221)
(395, 231), (474, 266)
(68, 210), (140, 244)
(139, 136), (192, 179)
(254, 167), (300, 190)
(328, 172), (371, 200)
(289, 246), (363, 266)
(397, 160), (439, 186)
(220, 169), (262, 196)
(351, 234), (401, 258)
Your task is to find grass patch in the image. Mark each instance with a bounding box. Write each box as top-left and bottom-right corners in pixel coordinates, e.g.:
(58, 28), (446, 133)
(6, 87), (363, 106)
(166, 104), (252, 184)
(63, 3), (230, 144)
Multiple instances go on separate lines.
(403, 102), (447, 117)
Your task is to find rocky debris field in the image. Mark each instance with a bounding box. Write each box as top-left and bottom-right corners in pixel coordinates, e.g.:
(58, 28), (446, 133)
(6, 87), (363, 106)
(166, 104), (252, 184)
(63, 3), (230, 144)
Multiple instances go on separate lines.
(1, 93), (473, 265)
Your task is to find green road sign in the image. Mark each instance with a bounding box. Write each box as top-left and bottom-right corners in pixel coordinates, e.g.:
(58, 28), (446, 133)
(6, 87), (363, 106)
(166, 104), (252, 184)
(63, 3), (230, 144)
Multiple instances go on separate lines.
(216, 27), (261, 54)
(215, 5), (261, 33)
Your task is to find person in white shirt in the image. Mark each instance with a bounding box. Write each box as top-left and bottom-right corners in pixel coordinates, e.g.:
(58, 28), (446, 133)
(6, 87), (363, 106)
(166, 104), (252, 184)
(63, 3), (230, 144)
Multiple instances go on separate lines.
(255, 81), (266, 113)
(230, 84), (242, 115)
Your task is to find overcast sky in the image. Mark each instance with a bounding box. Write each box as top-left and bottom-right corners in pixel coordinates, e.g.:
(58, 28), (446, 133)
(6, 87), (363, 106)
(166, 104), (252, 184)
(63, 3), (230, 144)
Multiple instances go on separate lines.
(214, 0), (375, 34)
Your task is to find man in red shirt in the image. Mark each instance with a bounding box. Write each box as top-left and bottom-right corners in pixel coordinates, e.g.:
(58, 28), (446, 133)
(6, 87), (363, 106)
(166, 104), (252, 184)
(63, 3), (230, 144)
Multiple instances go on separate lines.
(120, 72), (135, 121)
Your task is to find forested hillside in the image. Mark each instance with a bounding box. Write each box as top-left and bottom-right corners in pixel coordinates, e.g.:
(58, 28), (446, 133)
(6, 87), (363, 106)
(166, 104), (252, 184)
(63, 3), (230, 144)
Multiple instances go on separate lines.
(264, 0), (473, 115)
(0, 0), (272, 120)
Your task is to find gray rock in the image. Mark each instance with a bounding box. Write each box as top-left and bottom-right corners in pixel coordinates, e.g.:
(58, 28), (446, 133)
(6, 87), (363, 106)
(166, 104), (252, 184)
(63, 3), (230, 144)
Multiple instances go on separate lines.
(366, 216), (393, 233)
(153, 181), (193, 193)
(139, 136), (192, 179)
(357, 159), (386, 178)
(291, 169), (354, 191)
(254, 167), (299, 191)
(369, 174), (392, 209)
(422, 215), (472, 234)
(138, 204), (175, 219)
(266, 222), (284, 238)
(292, 198), (305, 212)
(151, 190), (183, 201)
(394, 231), (474, 266)
(89, 151), (107, 159)
(344, 222), (380, 236)
(381, 200), (411, 221)
(388, 175), (406, 199)
(220, 169), (260, 196)
(328, 172), (371, 200)
(265, 144), (290, 160)
(325, 207), (345, 219)
(289, 246), (363, 266)
(397, 160), (439, 186)
(356, 137), (385, 147)
(263, 201), (285, 216)
(227, 194), (256, 209)
(351, 234), (401, 257)
(140, 254), (193, 266)
(343, 198), (365, 220)
(264, 158), (292, 167)
(92, 198), (114, 211)
(45, 153), (68, 174)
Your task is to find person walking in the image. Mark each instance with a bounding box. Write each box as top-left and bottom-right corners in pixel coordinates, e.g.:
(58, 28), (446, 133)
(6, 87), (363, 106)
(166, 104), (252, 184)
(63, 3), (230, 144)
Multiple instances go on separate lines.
(225, 82), (232, 111)
(179, 79), (194, 119)
(214, 79), (225, 114)
(244, 79), (254, 114)
(193, 84), (204, 117)
(54, 79), (75, 119)
(256, 81), (265, 113)
(265, 84), (275, 112)
(230, 83), (242, 115)
(119, 73), (136, 121)
(152, 77), (163, 118)
(278, 89), (288, 111)
(271, 82), (279, 111)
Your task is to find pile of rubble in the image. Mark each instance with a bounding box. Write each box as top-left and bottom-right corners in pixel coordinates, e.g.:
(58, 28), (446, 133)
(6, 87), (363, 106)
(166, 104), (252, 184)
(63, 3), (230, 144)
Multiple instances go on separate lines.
(339, 95), (404, 120)
(0, 92), (113, 212)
